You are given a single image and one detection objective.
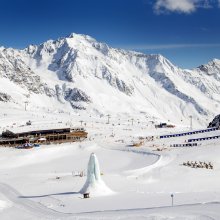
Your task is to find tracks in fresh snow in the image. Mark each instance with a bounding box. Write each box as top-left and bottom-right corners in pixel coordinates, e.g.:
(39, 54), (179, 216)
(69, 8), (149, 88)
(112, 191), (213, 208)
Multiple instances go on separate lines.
(0, 182), (68, 218)
(124, 150), (173, 179)
(0, 182), (219, 219)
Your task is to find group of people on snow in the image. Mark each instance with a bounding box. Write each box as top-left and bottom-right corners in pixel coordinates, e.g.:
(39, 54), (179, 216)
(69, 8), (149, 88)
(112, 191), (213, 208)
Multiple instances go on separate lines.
(182, 161), (213, 169)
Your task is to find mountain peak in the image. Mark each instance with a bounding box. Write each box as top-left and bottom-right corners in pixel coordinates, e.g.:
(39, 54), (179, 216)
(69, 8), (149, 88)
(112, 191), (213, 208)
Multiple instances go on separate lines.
(0, 46), (5, 51)
(66, 33), (97, 43)
(212, 58), (220, 64)
(1, 33), (218, 122)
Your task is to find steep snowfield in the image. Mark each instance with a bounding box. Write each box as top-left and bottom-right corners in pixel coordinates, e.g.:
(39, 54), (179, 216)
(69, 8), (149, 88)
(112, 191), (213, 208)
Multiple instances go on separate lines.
(0, 33), (219, 125)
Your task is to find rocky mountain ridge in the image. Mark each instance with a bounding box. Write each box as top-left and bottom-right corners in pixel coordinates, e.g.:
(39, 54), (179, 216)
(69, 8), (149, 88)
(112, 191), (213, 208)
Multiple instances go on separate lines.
(0, 33), (219, 123)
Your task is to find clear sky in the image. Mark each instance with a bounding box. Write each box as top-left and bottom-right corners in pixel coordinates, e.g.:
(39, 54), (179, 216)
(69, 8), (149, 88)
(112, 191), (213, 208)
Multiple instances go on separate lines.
(0, 0), (220, 69)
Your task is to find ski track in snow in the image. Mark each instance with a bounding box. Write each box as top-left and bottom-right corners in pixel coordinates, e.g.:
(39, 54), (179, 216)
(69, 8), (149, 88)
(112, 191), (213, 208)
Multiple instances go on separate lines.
(0, 181), (219, 219)
(0, 182), (68, 218)
(0, 119), (220, 219)
(0, 144), (219, 220)
(123, 150), (171, 179)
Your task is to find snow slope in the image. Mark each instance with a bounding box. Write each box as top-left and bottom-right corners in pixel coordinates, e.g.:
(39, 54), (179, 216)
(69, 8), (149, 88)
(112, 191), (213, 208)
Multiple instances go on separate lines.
(0, 109), (220, 219)
(0, 33), (219, 125)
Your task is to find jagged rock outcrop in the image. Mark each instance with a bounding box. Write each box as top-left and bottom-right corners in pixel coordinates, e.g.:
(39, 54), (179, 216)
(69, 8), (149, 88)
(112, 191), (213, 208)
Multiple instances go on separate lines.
(0, 48), (55, 96)
(64, 88), (90, 103)
(65, 87), (90, 110)
(208, 114), (220, 128)
(197, 59), (220, 81)
(100, 66), (134, 95)
(0, 92), (11, 102)
(55, 84), (90, 109)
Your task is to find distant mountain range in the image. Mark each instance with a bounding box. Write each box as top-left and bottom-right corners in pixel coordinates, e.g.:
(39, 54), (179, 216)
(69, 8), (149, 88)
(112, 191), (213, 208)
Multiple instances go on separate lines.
(0, 33), (219, 123)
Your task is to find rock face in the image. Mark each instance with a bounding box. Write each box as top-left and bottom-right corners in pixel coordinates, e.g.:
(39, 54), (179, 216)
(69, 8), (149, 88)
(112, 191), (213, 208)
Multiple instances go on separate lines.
(0, 33), (219, 121)
(0, 92), (11, 102)
(55, 84), (91, 109)
(0, 48), (54, 96)
(208, 114), (220, 128)
(64, 87), (91, 110)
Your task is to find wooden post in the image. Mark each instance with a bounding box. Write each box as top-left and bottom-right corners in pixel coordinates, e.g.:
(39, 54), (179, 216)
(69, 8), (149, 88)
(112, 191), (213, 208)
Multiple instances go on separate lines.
(24, 101), (28, 111)
(171, 194), (174, 206)
(107, 114), (110, 124)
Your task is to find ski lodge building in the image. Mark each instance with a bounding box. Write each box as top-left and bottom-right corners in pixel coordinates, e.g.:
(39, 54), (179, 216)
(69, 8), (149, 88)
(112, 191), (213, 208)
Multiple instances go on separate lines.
(0, 127), (88, 147)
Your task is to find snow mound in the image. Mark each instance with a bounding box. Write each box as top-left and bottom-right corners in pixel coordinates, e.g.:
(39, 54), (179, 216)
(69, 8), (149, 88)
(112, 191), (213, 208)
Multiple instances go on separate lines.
(0, 199), (12, 211)
(80, 153), (114, 197)
(78, 142), (100, 151)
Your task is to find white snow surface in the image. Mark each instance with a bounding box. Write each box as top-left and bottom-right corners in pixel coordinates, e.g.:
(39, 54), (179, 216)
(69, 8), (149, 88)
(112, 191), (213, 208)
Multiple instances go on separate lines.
(0, 33), (220, 219)
(0, 33), (219, 125)
(0, 108), (220, 219)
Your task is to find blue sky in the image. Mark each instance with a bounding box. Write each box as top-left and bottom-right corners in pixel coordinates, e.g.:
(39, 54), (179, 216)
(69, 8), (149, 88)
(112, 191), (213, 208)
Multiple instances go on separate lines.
(0, 0), (220, 68)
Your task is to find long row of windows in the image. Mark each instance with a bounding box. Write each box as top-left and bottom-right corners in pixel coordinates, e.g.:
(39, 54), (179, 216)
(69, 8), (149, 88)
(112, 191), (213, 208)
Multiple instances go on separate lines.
(188, 135), (220, 142)
(171, 143), (198, 147)
(160, 127), (218, 139)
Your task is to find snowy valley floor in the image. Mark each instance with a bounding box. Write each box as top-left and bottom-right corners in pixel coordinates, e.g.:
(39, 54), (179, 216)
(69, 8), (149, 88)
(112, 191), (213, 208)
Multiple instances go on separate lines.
(0, 108), (220, 219)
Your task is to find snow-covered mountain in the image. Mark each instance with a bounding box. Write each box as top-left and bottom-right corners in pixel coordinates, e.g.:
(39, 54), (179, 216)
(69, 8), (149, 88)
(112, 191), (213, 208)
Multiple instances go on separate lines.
(0, 33), (219, 124)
